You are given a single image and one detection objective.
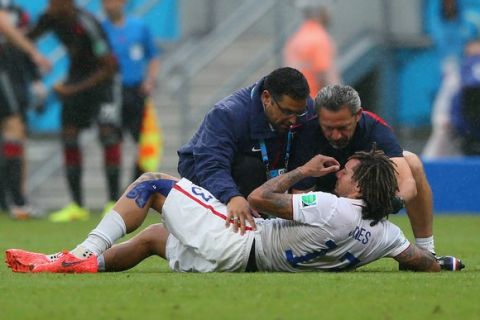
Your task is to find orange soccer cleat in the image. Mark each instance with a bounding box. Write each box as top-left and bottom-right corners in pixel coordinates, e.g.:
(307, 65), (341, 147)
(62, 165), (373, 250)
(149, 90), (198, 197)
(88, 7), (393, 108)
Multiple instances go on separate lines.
(31, 251), (98, 273)
(5, 249), (52, 273)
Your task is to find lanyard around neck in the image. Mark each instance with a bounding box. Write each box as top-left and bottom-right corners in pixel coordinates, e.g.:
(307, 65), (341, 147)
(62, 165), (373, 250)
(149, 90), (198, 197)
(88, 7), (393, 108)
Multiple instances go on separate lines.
(259, 130), (293, 175)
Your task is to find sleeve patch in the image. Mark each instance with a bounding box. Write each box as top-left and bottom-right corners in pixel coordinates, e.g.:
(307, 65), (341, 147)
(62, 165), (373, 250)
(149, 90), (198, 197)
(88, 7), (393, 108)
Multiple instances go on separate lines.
(301, 194), (317, 207)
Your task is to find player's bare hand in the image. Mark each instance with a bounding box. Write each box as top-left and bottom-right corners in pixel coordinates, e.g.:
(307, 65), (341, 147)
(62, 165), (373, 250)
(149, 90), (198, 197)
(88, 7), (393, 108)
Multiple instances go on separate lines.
(226, 196), (256, 235)
(300, 154), (340, 177)
(53, 83), (76, 98)
(140, 78), (156, 96)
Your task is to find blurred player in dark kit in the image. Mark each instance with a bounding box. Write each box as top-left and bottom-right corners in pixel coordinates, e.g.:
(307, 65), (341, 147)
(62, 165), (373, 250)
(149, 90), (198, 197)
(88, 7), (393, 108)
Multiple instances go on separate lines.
(0, 0), (48, 219)
(28, 0), (122, 222)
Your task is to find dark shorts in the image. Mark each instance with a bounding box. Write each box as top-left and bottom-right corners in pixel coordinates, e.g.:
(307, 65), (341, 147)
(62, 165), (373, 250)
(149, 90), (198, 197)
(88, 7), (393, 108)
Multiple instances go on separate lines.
(62, 76), (122, 129)
(0, 69), (28, 120)
(121, 85), (146, 142)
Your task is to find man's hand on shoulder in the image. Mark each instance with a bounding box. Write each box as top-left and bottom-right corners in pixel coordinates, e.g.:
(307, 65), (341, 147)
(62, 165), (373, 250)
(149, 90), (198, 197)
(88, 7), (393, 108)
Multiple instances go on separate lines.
(226, 196), (259, 235)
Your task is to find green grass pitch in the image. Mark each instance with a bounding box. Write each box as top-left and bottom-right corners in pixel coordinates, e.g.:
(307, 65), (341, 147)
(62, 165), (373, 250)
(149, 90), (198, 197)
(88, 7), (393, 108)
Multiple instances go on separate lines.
(1, 213), (479, 320)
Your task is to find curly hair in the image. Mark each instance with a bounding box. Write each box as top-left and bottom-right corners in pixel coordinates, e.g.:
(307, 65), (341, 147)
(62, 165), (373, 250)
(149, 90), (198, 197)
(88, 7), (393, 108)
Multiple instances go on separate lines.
(348, 147), (399, 226)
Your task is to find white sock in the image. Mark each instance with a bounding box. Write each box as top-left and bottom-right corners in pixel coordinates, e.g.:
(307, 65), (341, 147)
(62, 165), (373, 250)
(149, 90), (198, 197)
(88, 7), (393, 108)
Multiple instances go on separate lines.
(72, 210), (126, 258)
(416, 236), (435, 255)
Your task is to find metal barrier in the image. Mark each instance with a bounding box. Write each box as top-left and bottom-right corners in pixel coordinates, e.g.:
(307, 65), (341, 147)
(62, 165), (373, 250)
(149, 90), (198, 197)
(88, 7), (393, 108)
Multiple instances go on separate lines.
(158, 0), (292, 142)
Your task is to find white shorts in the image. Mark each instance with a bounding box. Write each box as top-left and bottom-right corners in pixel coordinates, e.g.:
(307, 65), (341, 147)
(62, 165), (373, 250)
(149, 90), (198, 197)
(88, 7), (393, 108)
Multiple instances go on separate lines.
(163, 178), (255, 272)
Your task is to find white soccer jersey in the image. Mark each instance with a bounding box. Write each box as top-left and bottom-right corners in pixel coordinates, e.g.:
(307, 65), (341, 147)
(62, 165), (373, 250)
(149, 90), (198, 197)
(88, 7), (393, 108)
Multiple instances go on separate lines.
(254, 192), (410, 272)
(164, 179), (409, 273)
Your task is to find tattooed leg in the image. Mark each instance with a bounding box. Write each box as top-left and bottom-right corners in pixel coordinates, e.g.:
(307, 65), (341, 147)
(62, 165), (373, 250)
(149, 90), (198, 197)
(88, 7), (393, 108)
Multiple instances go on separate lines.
(126, 174), (178, 209)
(58, 174), (179, 262)
(113, 173), (179, 233)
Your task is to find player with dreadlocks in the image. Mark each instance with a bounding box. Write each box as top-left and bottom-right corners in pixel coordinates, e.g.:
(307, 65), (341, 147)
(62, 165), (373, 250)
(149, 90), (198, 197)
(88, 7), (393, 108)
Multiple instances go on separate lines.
(291, 84), (440, 257)
(6, 147), (464, 273)
(348, 147), (399, 226)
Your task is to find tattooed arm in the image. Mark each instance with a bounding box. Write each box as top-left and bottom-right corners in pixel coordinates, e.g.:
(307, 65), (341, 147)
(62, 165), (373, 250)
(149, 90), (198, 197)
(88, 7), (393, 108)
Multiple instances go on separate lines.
(247, 168), (305, 220)
(248, 155), (340, 220)
(394, 245), (441, 272)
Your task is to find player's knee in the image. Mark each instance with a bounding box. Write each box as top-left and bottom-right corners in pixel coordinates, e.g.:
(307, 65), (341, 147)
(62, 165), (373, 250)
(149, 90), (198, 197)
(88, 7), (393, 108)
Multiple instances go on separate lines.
(132, 172), (166, 184)
(126, 174), (175, 209)
(133, 172), (156, 185)
(99, 126), (122, 166)
(62, 127), (79, 148)
(98, 126), (121, 147)
(140, 223), (169, 255)
(2, 115), (25, 140)
(62, 136), (78, 148)
(125, 173), (154, 196)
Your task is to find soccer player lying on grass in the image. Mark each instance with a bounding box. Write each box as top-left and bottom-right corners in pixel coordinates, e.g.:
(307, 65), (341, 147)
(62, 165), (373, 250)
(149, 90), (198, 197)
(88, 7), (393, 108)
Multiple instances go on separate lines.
(5, 149), (464, 273)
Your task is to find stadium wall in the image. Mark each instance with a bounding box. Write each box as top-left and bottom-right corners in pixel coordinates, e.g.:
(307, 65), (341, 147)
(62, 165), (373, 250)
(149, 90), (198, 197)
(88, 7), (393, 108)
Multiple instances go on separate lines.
(423, 157), (480, 213)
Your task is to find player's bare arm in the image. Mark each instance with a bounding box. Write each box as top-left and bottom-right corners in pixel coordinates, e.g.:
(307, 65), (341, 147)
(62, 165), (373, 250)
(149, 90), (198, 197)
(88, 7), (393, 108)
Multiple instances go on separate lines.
(55, 54), (117, 97)
(0, 11), (50, 71)
(248, 169), (304, 220)
(391, 156), (417, 202)
(394, 244), (440, 272)
(141, 57), (160, 95)
(249, 155), (340, 220)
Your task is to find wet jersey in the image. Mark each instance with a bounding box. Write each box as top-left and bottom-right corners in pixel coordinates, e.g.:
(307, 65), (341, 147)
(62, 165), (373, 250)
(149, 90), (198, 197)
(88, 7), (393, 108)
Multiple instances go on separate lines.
(162, 178), (409, 273)
(255, 192), (410, 272)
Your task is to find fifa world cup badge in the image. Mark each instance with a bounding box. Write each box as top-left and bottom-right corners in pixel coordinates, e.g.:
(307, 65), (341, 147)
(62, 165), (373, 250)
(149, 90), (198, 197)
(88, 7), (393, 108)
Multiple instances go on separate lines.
(301, 194), (317, 207)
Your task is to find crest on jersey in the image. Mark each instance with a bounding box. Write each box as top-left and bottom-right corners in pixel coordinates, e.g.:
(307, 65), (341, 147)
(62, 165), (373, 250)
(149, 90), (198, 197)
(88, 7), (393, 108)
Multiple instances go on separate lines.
(301, 194), (317, 207)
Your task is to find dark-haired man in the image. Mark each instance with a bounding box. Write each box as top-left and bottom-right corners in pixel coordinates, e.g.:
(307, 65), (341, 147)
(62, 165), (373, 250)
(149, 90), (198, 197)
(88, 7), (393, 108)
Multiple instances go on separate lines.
(177, 67), (314, 234)
(6, 149), (464, 273)
(291, 84), (438, 257)
(27, 0), (122, 222)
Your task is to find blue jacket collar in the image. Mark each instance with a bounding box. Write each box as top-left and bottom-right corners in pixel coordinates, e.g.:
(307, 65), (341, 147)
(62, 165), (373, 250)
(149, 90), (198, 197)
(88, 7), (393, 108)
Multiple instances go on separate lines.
(249, 78), (279, 140)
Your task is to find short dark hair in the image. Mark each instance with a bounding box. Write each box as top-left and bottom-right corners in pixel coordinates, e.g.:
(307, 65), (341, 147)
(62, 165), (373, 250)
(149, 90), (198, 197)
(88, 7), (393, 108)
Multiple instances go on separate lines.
(264, 67), (310, 101)
(315, 84), (361, 114)
(349, 146), (398, 226)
